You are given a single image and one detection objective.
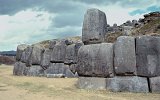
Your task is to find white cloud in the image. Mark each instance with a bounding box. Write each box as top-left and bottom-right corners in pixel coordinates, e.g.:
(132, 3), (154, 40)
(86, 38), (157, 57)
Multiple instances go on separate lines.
(0, 9), (55, 51)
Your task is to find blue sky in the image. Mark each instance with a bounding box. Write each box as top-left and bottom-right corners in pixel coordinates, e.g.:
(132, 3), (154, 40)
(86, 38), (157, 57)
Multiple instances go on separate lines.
(0, 0), (160, 51)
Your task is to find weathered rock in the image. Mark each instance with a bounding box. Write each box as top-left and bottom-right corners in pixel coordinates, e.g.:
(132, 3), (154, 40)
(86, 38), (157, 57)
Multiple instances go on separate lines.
(51, 41), (67, 63)
(13, 62), (26, 76)
(82, 8), (107, 44)
(106, 76), (149, 93)
(149, 77), (160, 93)
(41, 49), (52, 69)
(136, 36), (160, 77)
(20, 46), (32, 66)
(77, 77), (107, 90)
(46, 74), (65, 78)
(65, 43), (83, 64)
(114, 36), (136, 75)
(65, 68), (76, 78)
(69, 64), (77, 74)
(27, 65), (44, 76)
(49, 39), (58, 49)
(77, 43), (114, 77)
(31, 45), (44, 65)
(16, 44), (28, 61)
(44, 63), (67, 75)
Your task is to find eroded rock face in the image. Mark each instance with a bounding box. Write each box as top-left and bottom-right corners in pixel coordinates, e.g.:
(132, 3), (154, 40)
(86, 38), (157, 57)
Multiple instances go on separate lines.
(51, 41), (67, 63)
(13, 62), (26, 76)
(106, 76), (149, 93)
(77, 43), (114, 77)
(82, 8), (107, 44)
(30, 45), (44, 65)
(65, 43), (83, 64)
(16, 44), (28, 61)
(136, 36), (160, 77)
(41, 49), (52, 69)
(27, 65), (44, 76)
(149, 77), (160, 93)
(114, 36), (136, 75)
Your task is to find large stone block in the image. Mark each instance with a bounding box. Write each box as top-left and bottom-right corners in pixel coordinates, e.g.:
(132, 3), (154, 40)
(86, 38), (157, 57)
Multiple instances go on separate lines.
(77, 77), (107, 90)
(136, 36), (160, 77)
(21, 46), (32, 66)
(106, 76), (149, 93)
(30, 45), (44, 65)
(114, 36), (136, 75)
(82, 8), (107, 44)
(44, 63), (68, 75)
(65, 43), (83, 64)
(77, 43), (114, 77)
(41, 49), (52, 69)
(16, 44), (28, 61)
(27, 65), (44, 76)
(51, 41), (67, 63)
(13, 62), (26, 76)
(149, 77), (160, 93)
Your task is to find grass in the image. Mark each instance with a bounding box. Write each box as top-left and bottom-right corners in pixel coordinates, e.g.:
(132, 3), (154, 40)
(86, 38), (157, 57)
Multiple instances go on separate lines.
(0, 65), (160, 100)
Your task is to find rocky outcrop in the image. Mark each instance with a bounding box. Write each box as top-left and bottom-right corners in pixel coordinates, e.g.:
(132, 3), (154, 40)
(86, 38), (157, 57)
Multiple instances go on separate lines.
(16, 44), (28, 61)
(77, 43), (114, 77)
(82, 8), (107, 44)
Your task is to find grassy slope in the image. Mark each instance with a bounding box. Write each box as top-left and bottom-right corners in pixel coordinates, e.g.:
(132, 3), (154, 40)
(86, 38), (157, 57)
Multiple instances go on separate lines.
(0, 65), (160, 100)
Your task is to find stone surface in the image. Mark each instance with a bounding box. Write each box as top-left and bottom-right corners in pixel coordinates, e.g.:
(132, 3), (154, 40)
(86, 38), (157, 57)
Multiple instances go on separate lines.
(114, 36), (136, 75)
(106, 76), (149, 93)
(82, 8), (107, 44)
(77, 43), (114, 77)
(69, 64), (77, 74)
(46, 74), (65, 78)
(136, 36), (160, 77)
(41, 49), (52, 69)
(77, 77), (107, 90)
(65, 43), (82, 64)
(27, 65), (44, 76)
(65, 68), (76, 78)
(16, 44), (28, 61)
(31, 45), (44, 65)
(149, 77), (160, 93)
(13, 62), (26, 76)
(20, 46), (32, 66)
(51, 41), (67, 63)
(44, 63), (67, 75)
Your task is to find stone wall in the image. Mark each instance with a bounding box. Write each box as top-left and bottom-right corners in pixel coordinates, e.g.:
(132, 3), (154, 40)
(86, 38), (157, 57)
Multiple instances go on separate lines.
(13, 8), (160, 93)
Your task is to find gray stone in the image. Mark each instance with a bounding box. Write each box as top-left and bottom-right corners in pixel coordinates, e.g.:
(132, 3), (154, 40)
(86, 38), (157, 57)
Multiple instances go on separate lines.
(136, 36), (160, 77)
(46, 74), (65, 78)
(77, 77), (107, 90)
(106, 76), (149, 93)
(82, 8), (107, 44)
(77, 43), (114, 77)
(13, 62), (26, 76)
(16, 44), (28, 61)
(27, 65), (44, 76)
(44, 63), (67, 75)
(114, 36), (136, 75)
(65, 43), (83, 64)
(41, 49), (52, 69)
(69, 64), (77, 74)
(74, 72), (79, 78)
(49, 39), (58, 49)
(149, 77), (160, 93)
(21, 46), (32, 66)
(51, 41), (67, 63)
(65, 67), (76, 78)
(31, 45), (44, 65)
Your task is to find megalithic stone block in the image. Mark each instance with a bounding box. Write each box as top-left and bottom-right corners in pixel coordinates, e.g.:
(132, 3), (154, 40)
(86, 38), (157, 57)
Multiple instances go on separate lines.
(77, 43), (114, 77)
(114, 36), (136, 75)
(41, 48), (52, 69)
(136, 36), (160, 77)
(16, 44), (28, 61)
(149, 77), (160, 93)
(82, 8), (107, 44)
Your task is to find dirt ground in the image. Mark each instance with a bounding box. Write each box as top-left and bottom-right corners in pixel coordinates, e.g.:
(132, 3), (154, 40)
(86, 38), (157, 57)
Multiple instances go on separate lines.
(0, 65), (160, 100)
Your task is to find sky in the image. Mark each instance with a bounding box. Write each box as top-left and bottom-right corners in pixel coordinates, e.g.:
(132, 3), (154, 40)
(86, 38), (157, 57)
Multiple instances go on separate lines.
(0, 0), (160, 51)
